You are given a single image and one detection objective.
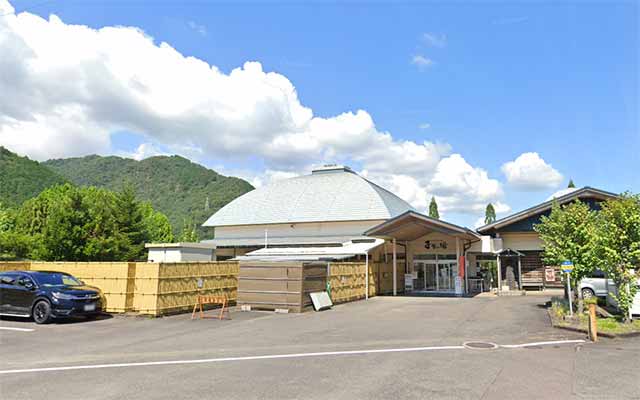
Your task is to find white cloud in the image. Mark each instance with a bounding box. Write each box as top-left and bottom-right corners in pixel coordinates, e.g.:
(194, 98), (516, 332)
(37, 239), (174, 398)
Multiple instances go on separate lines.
(501, 152), (563, 190)
(418, 122), (431, 129)
(411, 55), (434, 69)
(187, 21), (207, 36)
(0, 0), (507, 225)
(422, 33), (447, 48)
(427, 154), (505, 214)
(127, 142), (167, 161)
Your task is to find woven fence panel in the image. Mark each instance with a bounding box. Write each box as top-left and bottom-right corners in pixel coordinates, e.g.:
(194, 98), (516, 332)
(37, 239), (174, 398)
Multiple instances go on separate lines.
(29, 262), (134, 313)
(150, 261), (239, 315)
(329, 262), (377, 303)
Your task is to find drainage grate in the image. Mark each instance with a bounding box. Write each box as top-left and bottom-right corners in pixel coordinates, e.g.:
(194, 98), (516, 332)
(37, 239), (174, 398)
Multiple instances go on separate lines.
(463, 341), (498, 350)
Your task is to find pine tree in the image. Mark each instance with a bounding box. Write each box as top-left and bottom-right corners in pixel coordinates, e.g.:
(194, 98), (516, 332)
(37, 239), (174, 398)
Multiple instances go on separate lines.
(115, 184), (148, 260)
(484, 203), (496, 225)
(428, 196), (440, 219)
(204, 196), (210, 212)
(568, 179), (576, 188)
(179, 219), (199, 242)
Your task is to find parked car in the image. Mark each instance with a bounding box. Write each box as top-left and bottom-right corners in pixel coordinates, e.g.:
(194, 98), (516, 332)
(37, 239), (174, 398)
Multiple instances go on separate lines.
(0, 270), (103, 324)
(579, 269), (613, 299)
(606, 278), (640, 317)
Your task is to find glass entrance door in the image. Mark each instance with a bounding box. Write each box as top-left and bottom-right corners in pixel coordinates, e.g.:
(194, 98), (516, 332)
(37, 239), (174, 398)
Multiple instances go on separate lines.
(437, 262), (456, 291)
(425, 263), (437, 290)
(412, 258), (457, 292)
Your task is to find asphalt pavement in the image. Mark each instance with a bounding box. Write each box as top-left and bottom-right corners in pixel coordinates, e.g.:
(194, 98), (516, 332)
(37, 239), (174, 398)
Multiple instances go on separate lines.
(0, 295), (638, 400)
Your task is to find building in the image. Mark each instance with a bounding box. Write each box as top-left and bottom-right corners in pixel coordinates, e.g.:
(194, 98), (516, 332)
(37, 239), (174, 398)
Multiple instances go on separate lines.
(145, 242), (216, 262)
(202, 165), (415, 259)
(202, 165), (619, 296)
(475, 186), (618, 291)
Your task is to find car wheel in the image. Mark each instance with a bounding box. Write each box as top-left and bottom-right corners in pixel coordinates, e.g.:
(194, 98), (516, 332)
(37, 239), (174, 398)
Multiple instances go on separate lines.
(581, 288), (595, 300)
(33, 300), (52, 324)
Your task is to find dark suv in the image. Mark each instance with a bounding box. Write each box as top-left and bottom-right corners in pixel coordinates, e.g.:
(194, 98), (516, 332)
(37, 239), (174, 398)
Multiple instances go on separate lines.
(0, 270), (103, 324)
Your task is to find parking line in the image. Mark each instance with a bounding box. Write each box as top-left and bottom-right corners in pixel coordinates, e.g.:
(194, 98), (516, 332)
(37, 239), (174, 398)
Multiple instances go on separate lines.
(500, 340), (585, 348)
(0, 339), (584, 376)
(0, 327), (34, 332)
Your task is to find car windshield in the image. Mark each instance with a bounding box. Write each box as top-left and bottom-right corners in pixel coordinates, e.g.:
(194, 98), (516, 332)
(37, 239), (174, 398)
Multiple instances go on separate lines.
(33, 273), (82, 287)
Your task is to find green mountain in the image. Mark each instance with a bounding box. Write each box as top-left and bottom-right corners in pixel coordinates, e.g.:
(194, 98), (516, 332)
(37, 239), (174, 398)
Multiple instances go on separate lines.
(43, 154), (254, 238)
(0, 147), (67, 207)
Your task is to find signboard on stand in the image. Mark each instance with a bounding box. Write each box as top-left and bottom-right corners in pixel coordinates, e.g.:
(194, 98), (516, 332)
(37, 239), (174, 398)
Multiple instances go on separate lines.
(404, 274), (414, 291)
(455, 276), (463, 295)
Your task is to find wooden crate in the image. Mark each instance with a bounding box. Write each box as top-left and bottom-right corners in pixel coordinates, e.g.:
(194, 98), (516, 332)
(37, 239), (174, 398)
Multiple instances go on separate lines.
(238, 261), (328, 313)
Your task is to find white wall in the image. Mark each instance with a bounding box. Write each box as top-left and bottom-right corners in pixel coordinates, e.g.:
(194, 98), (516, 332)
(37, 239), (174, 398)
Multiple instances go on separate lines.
(215, 220), (386, 241)
(147, 247), (214, 262)
(407, 232), (461, 257)
(499, 233), (543, 251)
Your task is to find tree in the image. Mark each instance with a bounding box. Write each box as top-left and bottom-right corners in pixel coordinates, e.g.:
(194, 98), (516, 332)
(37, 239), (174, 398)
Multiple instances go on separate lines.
(141, 202), (174, 243)
(179, 219), (199, 242)
(0, 202), (22, 259)
(534, 200), (598, 296)
(15, 184), (89, 261)
(568, 179), (576, 188)
(81, 187), (129, 261)
(593, 193), (640, 323)
(115, 184), (149, 260)
(484, 203), (496, 225)
(0, 202), (12, 233)
(429, 197), (440, 219)
(3, 183), (172, 261)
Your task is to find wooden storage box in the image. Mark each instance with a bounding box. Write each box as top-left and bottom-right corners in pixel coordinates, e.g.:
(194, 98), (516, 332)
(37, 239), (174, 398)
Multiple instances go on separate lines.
(238, 261), (327, 313)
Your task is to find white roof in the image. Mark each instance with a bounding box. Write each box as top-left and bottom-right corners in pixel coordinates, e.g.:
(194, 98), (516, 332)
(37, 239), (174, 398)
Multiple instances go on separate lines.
(202, 235), (371, 248)
(203, 166), (415, 227)
(234, 238), (384, 261)
(546, 187), (580, 201)
(144, 242), (216, 249)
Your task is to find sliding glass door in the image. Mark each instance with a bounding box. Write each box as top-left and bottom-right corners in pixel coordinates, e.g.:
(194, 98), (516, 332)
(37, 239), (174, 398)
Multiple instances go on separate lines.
(412, 257), (457, 292)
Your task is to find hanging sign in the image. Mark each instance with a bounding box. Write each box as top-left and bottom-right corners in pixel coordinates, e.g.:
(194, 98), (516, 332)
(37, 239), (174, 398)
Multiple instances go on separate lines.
(561, 260), (574, 273)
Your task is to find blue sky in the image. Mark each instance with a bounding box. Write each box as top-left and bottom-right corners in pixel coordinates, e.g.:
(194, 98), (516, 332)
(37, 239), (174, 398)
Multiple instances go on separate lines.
(1, 0), (638, 227)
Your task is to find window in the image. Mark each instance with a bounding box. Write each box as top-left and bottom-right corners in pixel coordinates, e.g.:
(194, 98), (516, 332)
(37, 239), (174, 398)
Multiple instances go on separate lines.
(0, 274), (15, 285)
(31, 272), (81, 287)
(17, 276), (35, 288)
(591, 270), (606, 279)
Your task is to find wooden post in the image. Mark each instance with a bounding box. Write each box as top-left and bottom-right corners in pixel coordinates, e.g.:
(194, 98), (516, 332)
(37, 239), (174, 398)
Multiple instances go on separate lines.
(392, 238), (397, 296)
(517, 257), (523, 291)
(496, 256), (502, 294)
(588, 303), (598, 342)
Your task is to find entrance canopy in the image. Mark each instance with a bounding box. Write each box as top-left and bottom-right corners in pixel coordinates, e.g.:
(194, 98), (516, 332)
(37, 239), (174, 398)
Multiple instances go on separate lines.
(234, 238), (384, 261)
(364, 211), (480, 242)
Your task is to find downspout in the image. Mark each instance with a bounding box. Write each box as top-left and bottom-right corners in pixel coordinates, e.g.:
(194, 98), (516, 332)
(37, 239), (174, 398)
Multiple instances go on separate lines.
(392, 238), (397, 296)
(365, 252), (369, 300)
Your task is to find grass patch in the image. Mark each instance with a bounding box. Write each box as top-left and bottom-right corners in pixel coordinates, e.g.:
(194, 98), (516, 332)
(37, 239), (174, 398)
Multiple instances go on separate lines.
(589, 317), (640, 335)
(549, 296), (640, 336)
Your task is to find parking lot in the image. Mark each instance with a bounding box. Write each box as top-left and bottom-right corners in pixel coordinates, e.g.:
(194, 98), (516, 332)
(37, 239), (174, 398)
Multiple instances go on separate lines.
(1, 295), (639, 400)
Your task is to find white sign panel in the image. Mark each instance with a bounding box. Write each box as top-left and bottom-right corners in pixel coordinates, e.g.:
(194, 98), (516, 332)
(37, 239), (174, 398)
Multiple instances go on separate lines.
(310, 292), (333, 311)
(404, 274), (414, 291)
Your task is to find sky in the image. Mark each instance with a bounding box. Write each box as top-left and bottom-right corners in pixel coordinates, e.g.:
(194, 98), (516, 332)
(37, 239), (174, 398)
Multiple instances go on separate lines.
(0, 0), (638, 228)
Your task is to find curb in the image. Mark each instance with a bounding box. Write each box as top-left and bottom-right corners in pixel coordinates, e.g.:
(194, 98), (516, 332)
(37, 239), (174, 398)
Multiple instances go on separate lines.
(546, 309), (640, 338)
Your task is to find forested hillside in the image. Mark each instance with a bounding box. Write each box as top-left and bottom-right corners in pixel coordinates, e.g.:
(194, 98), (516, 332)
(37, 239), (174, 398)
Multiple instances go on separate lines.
(0, 147), (67, 207)
(44, 155), (254, 237)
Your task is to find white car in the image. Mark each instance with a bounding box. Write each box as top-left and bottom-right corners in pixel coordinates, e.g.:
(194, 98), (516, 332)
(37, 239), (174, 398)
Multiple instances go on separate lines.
(579, 270), (612, 299)
(606, 278), (640, 316)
